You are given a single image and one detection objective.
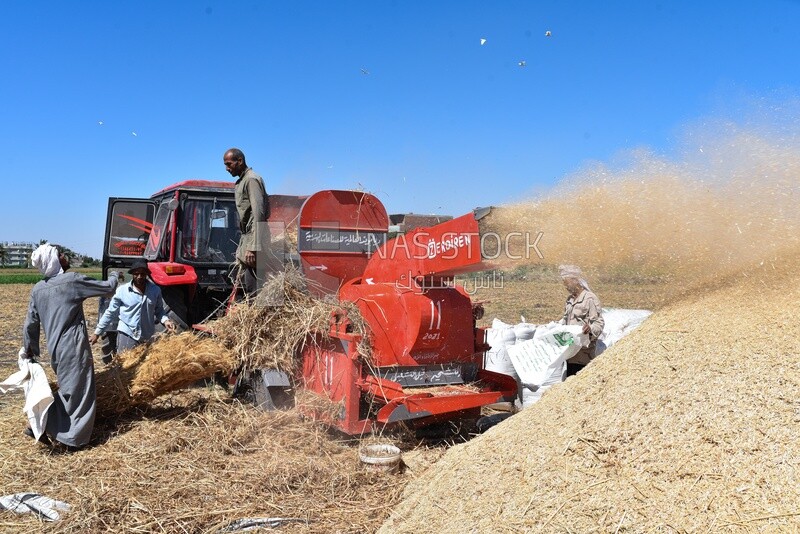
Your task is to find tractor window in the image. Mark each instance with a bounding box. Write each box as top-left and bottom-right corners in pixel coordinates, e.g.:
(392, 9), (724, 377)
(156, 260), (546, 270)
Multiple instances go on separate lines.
(107, 201), (156, 257)
(179, 198), (238, 263)
(144, 200), (174, 261)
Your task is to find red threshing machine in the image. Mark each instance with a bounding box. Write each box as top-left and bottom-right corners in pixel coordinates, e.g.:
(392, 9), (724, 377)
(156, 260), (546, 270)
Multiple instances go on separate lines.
(294, 190), (517, 434)
(102, 183), (516, 435)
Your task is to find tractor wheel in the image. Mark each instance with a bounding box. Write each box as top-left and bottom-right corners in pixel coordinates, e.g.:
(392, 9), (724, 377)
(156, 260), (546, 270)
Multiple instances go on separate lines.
(161, 286), (190, 331)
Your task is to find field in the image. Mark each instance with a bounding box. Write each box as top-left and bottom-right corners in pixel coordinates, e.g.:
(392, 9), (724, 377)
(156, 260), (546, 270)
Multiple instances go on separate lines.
(469, 263), (675, 327)
(0, 269), (665, 533)
(2, 123), (798, 531)
(0, 269), (100, 285)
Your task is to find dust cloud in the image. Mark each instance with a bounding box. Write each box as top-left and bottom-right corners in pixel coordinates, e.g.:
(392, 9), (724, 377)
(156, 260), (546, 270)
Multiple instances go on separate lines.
(484, 108), (800, 289)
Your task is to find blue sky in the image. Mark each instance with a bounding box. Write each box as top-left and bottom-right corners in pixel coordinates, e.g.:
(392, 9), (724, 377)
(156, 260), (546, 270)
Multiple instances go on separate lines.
(2, 1), (799, 258)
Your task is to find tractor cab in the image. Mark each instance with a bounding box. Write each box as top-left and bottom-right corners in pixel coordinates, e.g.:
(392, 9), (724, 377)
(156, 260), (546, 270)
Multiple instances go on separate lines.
(102, 180), (305, 327)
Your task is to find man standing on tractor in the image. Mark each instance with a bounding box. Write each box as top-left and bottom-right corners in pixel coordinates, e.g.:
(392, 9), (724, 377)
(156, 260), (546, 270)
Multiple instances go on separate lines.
(223, 147), (269, 299)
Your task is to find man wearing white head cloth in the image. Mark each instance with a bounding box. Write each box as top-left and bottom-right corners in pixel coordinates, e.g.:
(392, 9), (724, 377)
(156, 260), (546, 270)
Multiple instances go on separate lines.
(22, 244), (121, 451)
(558, 264), (604, 376)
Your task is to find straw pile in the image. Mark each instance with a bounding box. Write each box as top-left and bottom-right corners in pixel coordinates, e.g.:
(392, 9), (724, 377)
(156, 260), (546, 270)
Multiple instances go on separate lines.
(92, 266), (373, 416)
(0, 387), (408, 533)
(380, 255), (800, 528)
(209, 266), (370, 372)
(94, 332), (235, 417)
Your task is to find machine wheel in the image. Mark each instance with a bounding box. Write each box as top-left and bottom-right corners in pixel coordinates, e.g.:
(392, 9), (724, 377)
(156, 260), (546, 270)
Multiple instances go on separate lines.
(475, 413), (514, 433)
(161, 286), (190, 331)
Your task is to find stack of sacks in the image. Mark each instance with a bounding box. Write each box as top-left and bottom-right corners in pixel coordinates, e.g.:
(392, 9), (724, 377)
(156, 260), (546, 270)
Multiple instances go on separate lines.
(508, 322), (584, 409)
(484, 319), (519, 380)
(483, 318), (538, 407)
(485, 309), (652, 409)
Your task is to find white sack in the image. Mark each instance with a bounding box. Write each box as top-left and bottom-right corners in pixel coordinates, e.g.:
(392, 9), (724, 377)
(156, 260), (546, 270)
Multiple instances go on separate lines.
(484, 319), (519, 378)
(596, 308), (652, 356)
(484, 346), (517, 378)
(513, 323), (537, 343)
(520, 361), (567, 408)
(0, 351), (54, 441)
(507, 323), (588, 389)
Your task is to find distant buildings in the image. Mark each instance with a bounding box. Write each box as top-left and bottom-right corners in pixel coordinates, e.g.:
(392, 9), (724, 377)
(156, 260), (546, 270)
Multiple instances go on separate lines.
(1, 241), (36, 267)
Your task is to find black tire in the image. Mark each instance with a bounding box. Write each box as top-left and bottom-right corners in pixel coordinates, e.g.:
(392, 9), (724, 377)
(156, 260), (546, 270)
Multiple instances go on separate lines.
(161, 286), (190, 330)
(475, 413), (513, 433)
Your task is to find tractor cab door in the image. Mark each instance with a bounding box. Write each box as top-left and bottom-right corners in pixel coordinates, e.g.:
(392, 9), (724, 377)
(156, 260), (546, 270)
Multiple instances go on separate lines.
(102, 198), (158, 278)
(100, 198), (158, 334)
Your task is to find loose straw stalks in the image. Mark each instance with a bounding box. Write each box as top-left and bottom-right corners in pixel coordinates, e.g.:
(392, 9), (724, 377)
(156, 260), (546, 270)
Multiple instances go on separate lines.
(96, 266), (372, 418)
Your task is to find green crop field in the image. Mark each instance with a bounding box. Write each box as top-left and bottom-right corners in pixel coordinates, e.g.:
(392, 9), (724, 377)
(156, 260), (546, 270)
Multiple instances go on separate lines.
(0, 268), (101, 284)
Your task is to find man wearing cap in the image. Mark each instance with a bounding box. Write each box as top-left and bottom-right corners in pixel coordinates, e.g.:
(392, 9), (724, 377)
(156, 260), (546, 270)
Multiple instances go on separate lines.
(223, 147), (270, 298)
(90, 260), (177, 354)
(22, 243), (122, 450)
(558, 264), (605, 376)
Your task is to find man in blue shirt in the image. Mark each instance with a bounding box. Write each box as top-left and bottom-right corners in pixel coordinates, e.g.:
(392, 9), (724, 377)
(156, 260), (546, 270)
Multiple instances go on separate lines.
(90, 260), (176, 353)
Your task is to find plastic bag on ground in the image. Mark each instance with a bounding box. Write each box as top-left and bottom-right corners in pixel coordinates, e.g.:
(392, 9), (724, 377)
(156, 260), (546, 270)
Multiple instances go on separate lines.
(0, 493), (70, 521)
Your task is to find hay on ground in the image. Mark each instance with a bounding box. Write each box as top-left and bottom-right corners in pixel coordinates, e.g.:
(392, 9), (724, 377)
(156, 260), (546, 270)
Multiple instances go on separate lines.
(294, 388), (344, 422)
(379, 255), (800, 533)
(94, 267), (372, 416)
(95, 332), (235, 417)
(0, 385), (411, 533)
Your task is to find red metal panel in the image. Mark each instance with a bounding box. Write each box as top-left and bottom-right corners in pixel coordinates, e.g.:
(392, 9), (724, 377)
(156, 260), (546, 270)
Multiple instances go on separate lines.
(148, 262), (198, 286)
(372, 370), (517, 426)
(376, 392), (501, 425)
(299, 333), (372, 435)
(298, 190), (389, 297)
(363, 212), (485, 284)
(338, 281), (477, 367)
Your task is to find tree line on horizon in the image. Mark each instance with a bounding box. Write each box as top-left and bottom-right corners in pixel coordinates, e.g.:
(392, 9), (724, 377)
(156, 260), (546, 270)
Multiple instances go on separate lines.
(0, 240), (101, 268)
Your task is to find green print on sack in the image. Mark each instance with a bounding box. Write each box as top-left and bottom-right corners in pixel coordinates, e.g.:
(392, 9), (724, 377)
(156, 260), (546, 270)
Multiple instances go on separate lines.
(552, 332), (574, 347)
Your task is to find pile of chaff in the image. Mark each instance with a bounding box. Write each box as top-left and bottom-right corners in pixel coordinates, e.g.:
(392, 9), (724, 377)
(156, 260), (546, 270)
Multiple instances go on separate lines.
(95, 333), (231, 417)
(379, 255), (800, 533)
